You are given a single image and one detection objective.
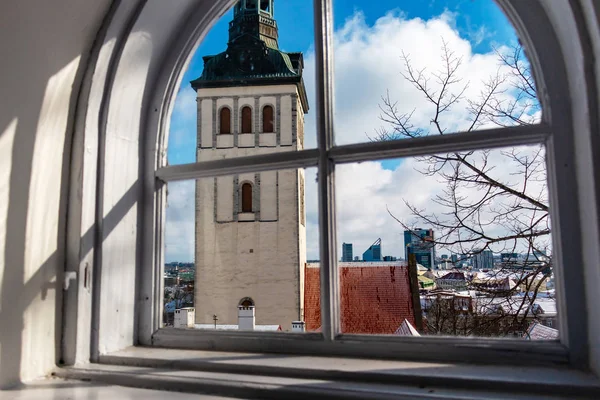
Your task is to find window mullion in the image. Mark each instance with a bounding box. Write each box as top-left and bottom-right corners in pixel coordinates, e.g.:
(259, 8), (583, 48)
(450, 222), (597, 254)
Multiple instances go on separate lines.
(314, 0), (339, 341)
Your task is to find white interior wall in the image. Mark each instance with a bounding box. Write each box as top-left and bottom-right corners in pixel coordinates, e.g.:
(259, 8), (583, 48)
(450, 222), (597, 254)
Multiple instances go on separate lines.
(0, 0), (112, 388)
(1, 0), (599, 389)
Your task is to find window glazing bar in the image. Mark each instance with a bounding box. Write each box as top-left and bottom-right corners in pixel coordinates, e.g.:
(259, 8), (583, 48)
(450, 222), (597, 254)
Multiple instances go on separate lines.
(156, 124), (549, 183)
(155, 148), (319, 182)
(330, 123), (550, 165)
(314, 0), (340, 341)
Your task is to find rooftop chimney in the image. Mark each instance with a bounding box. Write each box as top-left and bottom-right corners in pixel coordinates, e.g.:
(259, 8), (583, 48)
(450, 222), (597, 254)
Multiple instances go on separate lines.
(238, 305), (255, 331)
(291, 320), (305, 333)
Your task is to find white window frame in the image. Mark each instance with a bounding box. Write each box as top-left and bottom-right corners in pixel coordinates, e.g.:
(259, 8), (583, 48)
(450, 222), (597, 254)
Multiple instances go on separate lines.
(67, 0), (598, 372)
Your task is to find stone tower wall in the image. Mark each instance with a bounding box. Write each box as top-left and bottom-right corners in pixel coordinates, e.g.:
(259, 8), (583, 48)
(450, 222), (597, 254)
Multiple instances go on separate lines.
(194, 84), (306, 331)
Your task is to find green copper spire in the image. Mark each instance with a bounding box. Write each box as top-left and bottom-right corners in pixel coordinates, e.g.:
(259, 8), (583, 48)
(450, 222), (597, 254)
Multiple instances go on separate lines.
(190, 0), (308, 111)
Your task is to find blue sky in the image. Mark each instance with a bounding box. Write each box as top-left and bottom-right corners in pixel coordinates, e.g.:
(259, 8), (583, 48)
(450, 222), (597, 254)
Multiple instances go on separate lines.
(165, 0), (524, 262)
(168, 0), (516, 166)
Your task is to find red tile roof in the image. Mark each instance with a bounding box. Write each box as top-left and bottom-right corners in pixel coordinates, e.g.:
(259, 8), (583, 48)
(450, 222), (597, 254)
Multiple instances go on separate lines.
(304, 264), (417, 334)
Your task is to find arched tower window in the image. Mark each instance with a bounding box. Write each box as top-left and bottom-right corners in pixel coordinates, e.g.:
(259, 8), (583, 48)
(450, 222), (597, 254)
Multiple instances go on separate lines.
(239, 297), (255, 307)
(262, 105), (274, 133)
(241, 106), (252, 133)
(241, 183), (253, 212)
(219, 107), (231, 134)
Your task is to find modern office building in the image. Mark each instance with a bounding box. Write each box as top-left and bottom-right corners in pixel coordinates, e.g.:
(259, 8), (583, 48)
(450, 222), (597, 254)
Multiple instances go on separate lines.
(342, 242), (353, 262)
(362, 238), (382, 261)
(473, 250), (494, 270)
(404, 228), (436, 269)
(501, 252), (520, 268)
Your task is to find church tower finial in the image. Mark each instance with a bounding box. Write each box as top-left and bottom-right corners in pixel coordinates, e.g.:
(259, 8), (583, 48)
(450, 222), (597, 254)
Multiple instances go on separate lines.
(229, 0), (278, 47)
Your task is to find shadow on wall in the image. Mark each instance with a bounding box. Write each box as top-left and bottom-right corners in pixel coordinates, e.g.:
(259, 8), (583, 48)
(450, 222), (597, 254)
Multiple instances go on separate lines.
(0, 0), (113, 388)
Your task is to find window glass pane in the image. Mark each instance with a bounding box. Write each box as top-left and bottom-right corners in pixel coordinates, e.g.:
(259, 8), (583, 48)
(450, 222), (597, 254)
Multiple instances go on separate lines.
(163, 167), (319, 333)
(333, 145), (557, 340)
(331, 0), (541, 146)
(166, 0), (316, 165)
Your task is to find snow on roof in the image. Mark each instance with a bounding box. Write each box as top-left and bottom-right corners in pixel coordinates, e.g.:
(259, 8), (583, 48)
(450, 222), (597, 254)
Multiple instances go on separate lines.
(438, 271), (466, 280)
(393, 319), (420, 336)
(523, 322), (559, 340)
(475, 296), (557, 316)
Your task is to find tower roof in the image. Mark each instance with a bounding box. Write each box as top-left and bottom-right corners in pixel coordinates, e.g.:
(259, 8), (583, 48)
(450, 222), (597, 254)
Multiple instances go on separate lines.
(190, 0), (308, 112)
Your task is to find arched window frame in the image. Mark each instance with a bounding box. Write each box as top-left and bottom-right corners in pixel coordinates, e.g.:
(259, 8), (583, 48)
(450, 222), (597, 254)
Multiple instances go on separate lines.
(218, 106), (232, 134)
(261, 104), (275, 133)
(240, 105), (253, 134)
(75, 0), (600, 376)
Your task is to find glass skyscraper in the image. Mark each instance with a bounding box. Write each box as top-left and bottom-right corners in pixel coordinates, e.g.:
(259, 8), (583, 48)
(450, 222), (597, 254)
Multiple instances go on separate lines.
(362, 238), (382, 261)
(404, 228), (435, 269)
(342, 242), (353, 262)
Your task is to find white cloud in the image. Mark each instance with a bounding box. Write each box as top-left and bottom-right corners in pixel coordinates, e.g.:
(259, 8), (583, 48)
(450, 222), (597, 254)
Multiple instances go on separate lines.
(165, 180), (195, 262)
(172, 88), (197, 123)
(327, 145), (549, 261)
(299, 11), (545, 260)
(302, 10), (527, 149)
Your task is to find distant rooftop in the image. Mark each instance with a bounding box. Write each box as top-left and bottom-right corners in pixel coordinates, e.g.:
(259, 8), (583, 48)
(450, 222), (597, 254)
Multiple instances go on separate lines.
(304, 264), (418, 335)
(195, 324), (281, 332)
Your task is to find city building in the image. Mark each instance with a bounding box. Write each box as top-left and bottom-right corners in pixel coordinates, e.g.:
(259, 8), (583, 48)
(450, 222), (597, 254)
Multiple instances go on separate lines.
(435, 271), (468, 291)
(192, 0), (309, 330)
(501, 252), (520, 267)
(404, 228), (436, 269)
(342, 242), (353, 262)
(362, 238), (382, 261)
(473, 249), (494, 270)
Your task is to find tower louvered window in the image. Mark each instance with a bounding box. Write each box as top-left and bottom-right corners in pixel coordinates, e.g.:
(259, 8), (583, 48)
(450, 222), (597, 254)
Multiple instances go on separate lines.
(241, 183), (253, 212)
(220, 107), (231, 134)
(241, 106), (252, 133)
(263, 105), (274, 133)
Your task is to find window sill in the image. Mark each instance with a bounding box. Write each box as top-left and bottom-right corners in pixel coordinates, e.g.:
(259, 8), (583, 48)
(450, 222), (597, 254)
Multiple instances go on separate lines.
(259, 132), (276, 147)
(237, 212), (255, 222)
(238, 133), (254, 147)
(216, 134), (234, 148)
(53, 347), (600, 399)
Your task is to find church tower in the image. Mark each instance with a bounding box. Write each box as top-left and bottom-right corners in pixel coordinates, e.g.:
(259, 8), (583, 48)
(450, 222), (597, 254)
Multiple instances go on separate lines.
(191, 0), (308, 331)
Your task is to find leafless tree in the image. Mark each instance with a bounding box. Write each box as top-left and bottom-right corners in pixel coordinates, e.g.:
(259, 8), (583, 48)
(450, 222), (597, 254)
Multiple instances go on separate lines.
(376, 40), (553, 336)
